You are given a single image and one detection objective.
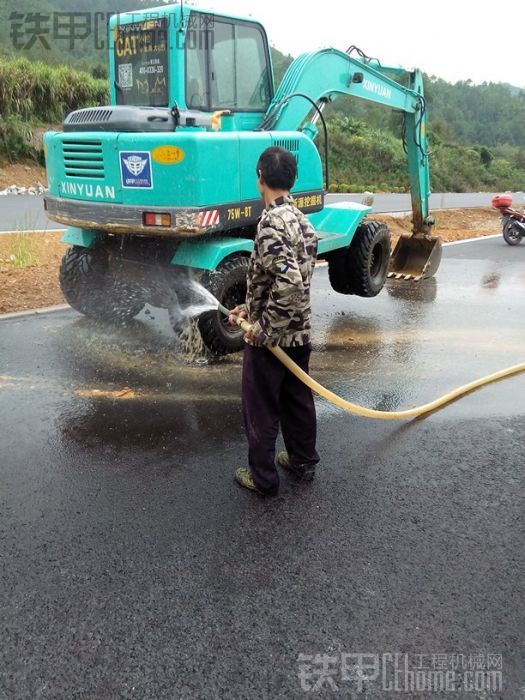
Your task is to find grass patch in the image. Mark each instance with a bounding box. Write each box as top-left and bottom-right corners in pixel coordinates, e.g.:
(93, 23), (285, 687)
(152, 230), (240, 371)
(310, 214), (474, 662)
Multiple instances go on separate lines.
(1, 233), (38, 269)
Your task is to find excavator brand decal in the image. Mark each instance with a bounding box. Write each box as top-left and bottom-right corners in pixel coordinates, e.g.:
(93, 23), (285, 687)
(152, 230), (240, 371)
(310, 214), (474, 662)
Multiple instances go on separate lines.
(60, 182), (116, 200)
(120, 151), (153, 189)
(362, 80), (392, 100)
(224, 192), (323, 226)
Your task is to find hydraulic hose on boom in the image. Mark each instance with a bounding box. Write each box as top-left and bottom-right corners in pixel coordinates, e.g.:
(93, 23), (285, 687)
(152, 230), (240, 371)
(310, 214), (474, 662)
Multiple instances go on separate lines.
(260, 47), (442, 280)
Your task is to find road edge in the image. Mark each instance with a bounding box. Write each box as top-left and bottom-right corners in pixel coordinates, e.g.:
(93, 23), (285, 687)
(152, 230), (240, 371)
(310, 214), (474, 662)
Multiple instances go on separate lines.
(0, 304), (70, 321)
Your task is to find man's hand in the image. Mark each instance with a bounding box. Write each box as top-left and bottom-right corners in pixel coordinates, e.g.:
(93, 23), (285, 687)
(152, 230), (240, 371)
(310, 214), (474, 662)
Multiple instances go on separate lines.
(244, 328), (264, 346)
(228, 306), (247, 327)
(228, 308), (267, 346)
(244, 321), (267, 347)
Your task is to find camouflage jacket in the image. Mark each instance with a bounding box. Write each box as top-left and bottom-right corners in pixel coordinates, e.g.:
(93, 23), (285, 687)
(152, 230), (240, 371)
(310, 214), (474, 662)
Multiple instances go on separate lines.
(243, 195), (318, 347)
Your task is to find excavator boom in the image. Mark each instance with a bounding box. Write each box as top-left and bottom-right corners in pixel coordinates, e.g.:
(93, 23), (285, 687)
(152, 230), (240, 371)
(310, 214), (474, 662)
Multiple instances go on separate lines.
(261, 48), (442, 280)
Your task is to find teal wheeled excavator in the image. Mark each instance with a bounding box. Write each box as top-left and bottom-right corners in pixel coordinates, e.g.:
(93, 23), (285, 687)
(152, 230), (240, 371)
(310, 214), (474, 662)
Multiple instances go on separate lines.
(43, 4), (441, 354)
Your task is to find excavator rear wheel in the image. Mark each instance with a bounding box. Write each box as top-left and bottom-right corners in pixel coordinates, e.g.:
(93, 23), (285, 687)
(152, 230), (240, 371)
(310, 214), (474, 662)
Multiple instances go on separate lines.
(59, 245), (145, 322)
(328, 220), (391, 297)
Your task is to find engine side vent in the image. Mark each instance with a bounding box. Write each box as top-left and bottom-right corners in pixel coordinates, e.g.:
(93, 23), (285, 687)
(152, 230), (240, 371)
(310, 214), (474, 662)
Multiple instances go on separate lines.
(272, 138), (300, 154)
(62, 139), (105, 179)
(67, 109), (114, 125)
(271, 137), (300, 173)
(63, 105), (175, 133)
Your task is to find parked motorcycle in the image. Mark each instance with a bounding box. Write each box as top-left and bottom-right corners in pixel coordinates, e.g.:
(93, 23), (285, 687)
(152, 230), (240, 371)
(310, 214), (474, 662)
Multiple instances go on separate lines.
(492, 194), (525, 245)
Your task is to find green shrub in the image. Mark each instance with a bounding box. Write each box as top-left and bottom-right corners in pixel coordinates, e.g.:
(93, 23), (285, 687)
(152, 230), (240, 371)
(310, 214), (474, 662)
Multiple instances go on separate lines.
(0, 58), (108, 122)
(0, 116), (36, 161)
(0, 57), (108, 160)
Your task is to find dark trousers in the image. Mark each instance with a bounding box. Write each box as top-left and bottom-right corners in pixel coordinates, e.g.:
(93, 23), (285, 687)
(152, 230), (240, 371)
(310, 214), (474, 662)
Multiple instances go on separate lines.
(242, 343), (319, 493)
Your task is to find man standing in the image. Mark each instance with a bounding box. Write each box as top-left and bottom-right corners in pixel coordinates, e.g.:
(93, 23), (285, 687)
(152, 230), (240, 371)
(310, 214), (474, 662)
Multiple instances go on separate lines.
(229, 146), (319, 497)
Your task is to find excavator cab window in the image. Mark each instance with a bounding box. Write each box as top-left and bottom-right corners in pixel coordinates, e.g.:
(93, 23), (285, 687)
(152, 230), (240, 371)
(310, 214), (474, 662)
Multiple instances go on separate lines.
(185, 13), (273, 112)
(113, 18), (169, 107)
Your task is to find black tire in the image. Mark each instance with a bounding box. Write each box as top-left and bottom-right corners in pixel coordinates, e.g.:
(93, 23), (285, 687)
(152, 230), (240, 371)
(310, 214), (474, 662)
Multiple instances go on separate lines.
(59, 245), (145, 322)
(197, 255), (249, 354)
(503, 220), (522, 246)
(328, 221), (391, 297)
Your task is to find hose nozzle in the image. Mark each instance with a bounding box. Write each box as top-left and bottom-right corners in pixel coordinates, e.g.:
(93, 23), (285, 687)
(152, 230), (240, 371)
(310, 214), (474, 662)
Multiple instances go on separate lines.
(217, 303), (252, 332)
(217, 303), (232, 318)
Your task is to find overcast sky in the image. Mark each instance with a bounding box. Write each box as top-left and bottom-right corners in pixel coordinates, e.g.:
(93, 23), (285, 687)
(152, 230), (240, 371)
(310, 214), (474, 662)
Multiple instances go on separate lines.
(203, 0), (525, 87)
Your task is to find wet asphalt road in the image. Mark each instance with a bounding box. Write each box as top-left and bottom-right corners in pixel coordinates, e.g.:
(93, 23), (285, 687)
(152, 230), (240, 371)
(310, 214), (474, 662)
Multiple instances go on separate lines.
(1, 192), (523, 232)
(1, 237), (524, 698)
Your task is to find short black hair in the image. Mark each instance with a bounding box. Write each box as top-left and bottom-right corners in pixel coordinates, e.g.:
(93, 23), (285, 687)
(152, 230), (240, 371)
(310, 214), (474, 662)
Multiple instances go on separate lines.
(256, 146), (297, 190)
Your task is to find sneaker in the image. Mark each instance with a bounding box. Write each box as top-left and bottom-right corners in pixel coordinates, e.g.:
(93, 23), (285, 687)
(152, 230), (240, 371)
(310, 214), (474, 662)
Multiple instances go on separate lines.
(234, 467), (278, 497)
(277, 451), (316, 482)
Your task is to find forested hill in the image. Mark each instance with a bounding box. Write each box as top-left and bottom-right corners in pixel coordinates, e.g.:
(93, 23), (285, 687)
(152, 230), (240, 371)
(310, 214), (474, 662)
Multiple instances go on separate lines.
(0, 0), (524, 190)
(424, 78), (525, 148)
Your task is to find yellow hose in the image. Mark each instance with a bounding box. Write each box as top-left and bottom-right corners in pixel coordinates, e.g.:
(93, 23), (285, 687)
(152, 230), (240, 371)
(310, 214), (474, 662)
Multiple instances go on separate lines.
(235, 318), (525, 420)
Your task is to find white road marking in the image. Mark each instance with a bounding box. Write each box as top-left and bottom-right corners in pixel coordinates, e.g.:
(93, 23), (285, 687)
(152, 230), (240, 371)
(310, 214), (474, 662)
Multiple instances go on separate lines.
(443, 234), (501, 246)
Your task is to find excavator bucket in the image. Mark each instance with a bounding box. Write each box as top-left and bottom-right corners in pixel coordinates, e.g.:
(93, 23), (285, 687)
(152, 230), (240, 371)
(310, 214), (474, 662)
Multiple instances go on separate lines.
(387, 234), (442, 281)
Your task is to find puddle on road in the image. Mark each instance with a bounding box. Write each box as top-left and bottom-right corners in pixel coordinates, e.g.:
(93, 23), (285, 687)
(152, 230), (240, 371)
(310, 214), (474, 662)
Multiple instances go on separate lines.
(2, 257), (524, 425)
(316, 324), (523, 351)
(2, 305), (523, 423)
(75, 387), (138, 400)
(74, 386), (238, 403)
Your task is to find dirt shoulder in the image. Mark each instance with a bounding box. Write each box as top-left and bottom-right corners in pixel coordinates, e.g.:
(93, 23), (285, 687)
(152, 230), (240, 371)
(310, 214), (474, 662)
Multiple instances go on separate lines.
(0, 208), (501, 315)
(375, 206), (500, 244)
(0, 232), (64, 313)
(0, 162), (48, 189)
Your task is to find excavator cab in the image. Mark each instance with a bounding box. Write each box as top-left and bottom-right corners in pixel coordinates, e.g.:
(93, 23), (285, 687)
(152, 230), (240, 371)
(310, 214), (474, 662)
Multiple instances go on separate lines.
(111, 9), (274, 121)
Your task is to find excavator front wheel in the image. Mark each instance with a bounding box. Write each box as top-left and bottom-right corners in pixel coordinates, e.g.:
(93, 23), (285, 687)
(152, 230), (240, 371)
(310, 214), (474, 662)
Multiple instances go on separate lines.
(328, 221), (391, 297)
